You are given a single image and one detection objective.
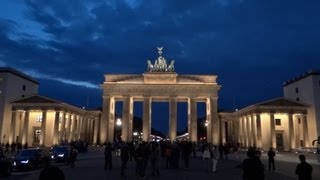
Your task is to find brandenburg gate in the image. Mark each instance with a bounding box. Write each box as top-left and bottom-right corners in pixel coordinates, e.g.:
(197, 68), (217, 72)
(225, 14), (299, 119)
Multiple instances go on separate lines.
(100, 48), (221, 144)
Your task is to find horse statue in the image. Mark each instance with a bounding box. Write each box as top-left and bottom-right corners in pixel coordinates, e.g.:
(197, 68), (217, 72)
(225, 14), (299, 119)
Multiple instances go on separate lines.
(147, 60), (154, 72)
(167, 60), (175, 72)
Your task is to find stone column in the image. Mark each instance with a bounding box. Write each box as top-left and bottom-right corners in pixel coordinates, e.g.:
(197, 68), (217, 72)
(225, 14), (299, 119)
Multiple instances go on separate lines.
(67, 114), (73, 142)
(270, 113), (276, 149)
(77, 116), (81, 140)
(128, 97), (134, 142)
(71, 115), (77, 141)
(82, 118), (88, 141)
(143, 97), (151, 142)
(246, 116), (252, 147)
(169, 97), (177, 141)
(242, 116), (247, 147)
(22, 111), (30, 145)
(101, 96), (115, 143)
(221, 120), (226, 144)
(256, 114), (262, 148)
(122, 97), (130, 142)
(209, 97), (219, 145)
(294, 115), (300, 147)
(93, 118), (99, 145)
(206, 97), (212, 143)
(190, 98), (197, 142)
(60, 112), (66, 141)
(9, 111), (17, 144)
(251, 115), (257, 146)
(288, 113), (295, 150)
(239, 118), (243, 145)
(108, 97), (116, 143)
(39, 110), (47, 146)
(302, 114), (310, 147)
(53, 111), (60, 145)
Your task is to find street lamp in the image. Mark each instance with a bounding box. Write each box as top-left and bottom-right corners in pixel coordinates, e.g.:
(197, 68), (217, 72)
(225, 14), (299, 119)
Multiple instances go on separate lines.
(205, 120), (208, 127)
(116, 118), (122, 126)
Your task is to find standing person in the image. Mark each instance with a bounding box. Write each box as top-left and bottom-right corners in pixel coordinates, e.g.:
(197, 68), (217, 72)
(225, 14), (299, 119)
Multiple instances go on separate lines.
(120, 143), (129, 177)
(211, 146), (219, 173)
(69, 146), (78, 168)
(104, 142), (112, 170)
(11, 142), (16, 153)
(295, 155), (312, 180)
(242, 150), (264, 180)
(218, 143), (224, 160)
(5, 142), (9, 153)
(150, 142), (160, 176)
(267, 147), (276, 171)
(165, 144), (172, 169)
(202, 147), (211, 172)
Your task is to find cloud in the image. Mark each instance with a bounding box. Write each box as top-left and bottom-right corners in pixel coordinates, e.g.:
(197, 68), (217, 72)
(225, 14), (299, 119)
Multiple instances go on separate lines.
(22, 69), (99, 89)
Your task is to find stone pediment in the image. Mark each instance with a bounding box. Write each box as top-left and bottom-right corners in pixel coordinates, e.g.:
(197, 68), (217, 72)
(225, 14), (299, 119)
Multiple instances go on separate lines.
(256, 97), (308, 107)
(11, 95), (62, 104)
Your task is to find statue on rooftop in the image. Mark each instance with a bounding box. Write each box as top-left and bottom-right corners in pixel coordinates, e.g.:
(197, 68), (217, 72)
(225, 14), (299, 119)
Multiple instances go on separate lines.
(146, 47), (175, 72)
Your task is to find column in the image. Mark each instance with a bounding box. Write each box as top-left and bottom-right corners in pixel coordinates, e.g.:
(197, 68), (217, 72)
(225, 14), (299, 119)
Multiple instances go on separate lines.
(39, 110), (47, 146)
(71, 115), (77, 141)
(143, 97), (151, 142)
(100, 96), (114, 143)
(93, 118), (99, 145)
(208, 97), (219, 145)
(221, 120), (226, 144)
(22, 111), (30, 145)
(53, 111), (60, 145)
(189, 98), (197, 142)
(9, 111), (17, 144)
(77, 116), (81, 140)
(294, 115), (300, 147)
(251, 114), (257, 147)
(302, 114), (310, 147)
(108, 97), (115, 142)
(256, 114), (262, 148)
(60, 112), (66, 141)
(67, 114), (73, 142)
(169, 97), (177, 141)
(128, 97), (134, 142)
(82, 118), (88, 141)
(288, 113), (295, 150)
(246, 116), (252, 146)
(242, 116), (247, 147)
(122, 97), (130, 142)
(270, 113), (276, 149)
(238, 117), (244, 146)
(206, 97), (212, 143)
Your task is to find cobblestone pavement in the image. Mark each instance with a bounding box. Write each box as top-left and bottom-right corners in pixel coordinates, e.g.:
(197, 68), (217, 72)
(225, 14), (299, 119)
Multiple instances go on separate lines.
(4, 147), (314, 180)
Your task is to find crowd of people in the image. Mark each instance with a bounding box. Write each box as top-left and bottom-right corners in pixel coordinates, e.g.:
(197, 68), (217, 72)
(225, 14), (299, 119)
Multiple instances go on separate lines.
(103, 141), (314, 180)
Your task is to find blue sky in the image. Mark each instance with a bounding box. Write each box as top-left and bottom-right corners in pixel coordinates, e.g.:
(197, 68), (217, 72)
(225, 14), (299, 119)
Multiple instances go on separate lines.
(1, 0), (320, 134)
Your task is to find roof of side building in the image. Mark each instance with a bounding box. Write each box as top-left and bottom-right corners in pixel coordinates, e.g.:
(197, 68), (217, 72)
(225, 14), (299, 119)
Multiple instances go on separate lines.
(0, 67), (39, 85)
(283, 70), (320, 87)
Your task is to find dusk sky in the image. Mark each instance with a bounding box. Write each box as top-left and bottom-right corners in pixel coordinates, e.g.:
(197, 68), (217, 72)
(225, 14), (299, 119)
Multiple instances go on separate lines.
(1, 0), (320, 134)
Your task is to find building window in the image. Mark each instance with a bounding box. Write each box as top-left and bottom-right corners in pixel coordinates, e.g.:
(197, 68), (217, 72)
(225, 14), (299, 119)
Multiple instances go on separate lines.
(295, 87), (299, 93)
(275, 119), (281, 126)
(296, 98), (300, 102)
(22, 85), (26, 91)
(298, 118), (301, 124)
(36, 115), (42, 122)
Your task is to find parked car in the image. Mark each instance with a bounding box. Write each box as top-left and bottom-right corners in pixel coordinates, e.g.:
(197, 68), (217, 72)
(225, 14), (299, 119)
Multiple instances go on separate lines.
(0, 154), (12, 177)
(50, 146), (69, 163)
(13, 149), (51, 171)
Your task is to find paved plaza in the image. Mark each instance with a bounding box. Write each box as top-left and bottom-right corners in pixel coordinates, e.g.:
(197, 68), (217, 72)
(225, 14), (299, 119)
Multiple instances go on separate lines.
(4, 147), (320, 180)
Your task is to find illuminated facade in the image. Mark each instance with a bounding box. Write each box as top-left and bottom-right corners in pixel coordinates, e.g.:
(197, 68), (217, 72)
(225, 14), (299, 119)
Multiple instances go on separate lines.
(0, 68), (39, 144)
(100, 48), (221, 144)
(221, 98), (310, 151)
(283, 71), (320, 146)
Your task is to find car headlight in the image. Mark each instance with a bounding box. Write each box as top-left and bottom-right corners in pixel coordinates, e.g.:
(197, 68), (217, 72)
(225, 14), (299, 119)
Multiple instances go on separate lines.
(58, 154), (64, 157)
(21, 160), (29, 164)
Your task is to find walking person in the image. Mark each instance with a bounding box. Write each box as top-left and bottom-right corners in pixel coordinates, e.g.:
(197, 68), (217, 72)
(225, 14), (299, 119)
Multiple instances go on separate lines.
(267, 147), (275, 171)
(202, 147), (211, 172)
(150, 142), (160, 176)
(211, 146), (219, 173)
(104, 142), (113, 170)
(242, 150), (264, 180)
(120, 143), (129, 177)
(295, 154), (312, 180)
